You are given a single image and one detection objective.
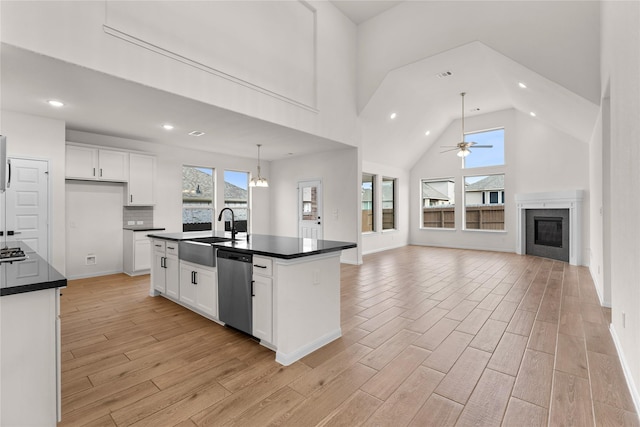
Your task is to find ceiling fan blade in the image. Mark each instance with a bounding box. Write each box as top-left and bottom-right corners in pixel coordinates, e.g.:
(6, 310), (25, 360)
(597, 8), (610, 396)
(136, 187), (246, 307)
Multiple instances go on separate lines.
(440, 147), (460, 153)
(472, 145), (493, 148)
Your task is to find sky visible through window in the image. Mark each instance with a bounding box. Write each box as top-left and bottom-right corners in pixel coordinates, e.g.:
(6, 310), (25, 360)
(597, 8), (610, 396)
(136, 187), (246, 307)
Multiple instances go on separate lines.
(464, 128), (504, 168)
(223, 170), (248, 190)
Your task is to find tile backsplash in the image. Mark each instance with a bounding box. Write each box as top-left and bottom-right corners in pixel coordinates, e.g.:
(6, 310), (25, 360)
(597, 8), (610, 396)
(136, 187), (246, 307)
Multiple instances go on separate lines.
(123, 206), (154, 227)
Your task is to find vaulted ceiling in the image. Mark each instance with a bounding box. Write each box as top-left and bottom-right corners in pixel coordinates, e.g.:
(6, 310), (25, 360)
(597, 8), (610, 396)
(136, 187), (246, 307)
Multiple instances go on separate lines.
(1, 1), (601, 169)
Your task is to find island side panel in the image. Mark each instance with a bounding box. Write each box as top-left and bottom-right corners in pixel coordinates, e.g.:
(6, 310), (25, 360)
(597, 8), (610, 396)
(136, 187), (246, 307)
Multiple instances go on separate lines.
(273, 252), (342, 366)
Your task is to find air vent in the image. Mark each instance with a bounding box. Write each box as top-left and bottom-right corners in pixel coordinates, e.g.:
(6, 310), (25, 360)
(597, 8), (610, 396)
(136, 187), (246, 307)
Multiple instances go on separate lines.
(436, 71), (453, 78)
(188, 130), (205, 137)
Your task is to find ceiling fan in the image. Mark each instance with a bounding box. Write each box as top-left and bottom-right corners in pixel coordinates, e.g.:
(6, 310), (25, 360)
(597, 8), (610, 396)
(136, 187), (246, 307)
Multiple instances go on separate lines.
(441, 92), (493, 157)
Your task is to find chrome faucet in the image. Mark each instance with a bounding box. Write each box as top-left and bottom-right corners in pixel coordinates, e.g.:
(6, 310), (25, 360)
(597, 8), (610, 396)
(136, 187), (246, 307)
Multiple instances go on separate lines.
(217, 208), (236, 240)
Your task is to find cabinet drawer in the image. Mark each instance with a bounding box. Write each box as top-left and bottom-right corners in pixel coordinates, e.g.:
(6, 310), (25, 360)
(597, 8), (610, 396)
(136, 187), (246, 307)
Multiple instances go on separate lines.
(252, 256), (272, 276)
(152, 240), (166, 253)
(165, 242), (179, 257)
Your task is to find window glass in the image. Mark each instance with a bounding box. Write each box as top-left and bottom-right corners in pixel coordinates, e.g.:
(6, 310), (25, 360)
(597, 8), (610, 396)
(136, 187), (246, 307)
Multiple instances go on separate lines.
(464, 174), (505, 230)
(362, 173), (375, 232)
(223, 170), (249, 233)
(422, 178), (455, 228)
(464, 128), (505, 168)
(182, 166), (214, 231)
(382, 177), (396, 230)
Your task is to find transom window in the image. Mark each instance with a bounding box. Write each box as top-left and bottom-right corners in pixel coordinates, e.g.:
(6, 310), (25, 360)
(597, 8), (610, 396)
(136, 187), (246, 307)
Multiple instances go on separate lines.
(464, 128), (505, 169)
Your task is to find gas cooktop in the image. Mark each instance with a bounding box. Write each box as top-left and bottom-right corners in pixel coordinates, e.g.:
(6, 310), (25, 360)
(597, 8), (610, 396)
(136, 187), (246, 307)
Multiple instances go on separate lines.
(0, 247), (27, 263)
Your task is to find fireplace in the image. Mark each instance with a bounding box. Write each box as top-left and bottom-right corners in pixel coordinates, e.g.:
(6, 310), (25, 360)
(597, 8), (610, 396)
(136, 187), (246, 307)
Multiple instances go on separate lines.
(515, 190), (583, 265)
(525, 209), (570, 262)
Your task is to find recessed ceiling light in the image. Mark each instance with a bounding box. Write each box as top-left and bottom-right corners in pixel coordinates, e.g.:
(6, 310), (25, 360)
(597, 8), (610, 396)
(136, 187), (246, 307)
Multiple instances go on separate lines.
(390, 112), (397, 120)
(436, 71), (453, 78)
(530, 112), (536, 117)
(162, 124), (174, 130)
(425, 130), (431, 136)
(47, 100), (64, 107)
(188, 130), (205, 136)
(519, 82), (527, 89)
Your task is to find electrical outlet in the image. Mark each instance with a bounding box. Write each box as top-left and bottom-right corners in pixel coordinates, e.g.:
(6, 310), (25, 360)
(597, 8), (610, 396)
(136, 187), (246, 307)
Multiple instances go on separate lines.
(136, 221), (143, 225)
(127, 220), (135, 225)
(86, 255), (96, 265)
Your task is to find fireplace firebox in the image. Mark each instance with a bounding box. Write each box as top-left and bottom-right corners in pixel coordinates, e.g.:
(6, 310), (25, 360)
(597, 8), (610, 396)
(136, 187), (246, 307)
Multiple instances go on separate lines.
(526, 209), (569, 262)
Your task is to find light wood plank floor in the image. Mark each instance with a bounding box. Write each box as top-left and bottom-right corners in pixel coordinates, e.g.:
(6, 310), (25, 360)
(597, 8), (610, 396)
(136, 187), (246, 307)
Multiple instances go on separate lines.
(58, 246), (640, 426)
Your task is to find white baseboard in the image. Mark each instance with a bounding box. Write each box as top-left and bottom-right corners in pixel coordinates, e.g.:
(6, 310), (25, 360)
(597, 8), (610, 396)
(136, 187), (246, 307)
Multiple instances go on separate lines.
(275, 328), (342, 366)
(362, 244), (406, 256)
(589, 265), (612, 308)
(609, 324), (640, 416)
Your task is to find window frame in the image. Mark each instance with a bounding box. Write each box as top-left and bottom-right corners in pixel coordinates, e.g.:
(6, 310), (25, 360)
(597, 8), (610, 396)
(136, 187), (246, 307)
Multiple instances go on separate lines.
(381, 176), (397, 231)
(361, 173), (376, 233)
(463, 127), (505, 170)
(223, 169), (250, 234)
(421, 177), (456, 230)
(462, 173), (506, 232)
(182, 165), (215, 232)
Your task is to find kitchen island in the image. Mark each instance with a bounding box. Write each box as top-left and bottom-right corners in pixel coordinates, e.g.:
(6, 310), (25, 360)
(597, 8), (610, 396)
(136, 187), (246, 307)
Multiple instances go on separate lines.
(147, 231), (356, 365)
(1, 241), (66, 426)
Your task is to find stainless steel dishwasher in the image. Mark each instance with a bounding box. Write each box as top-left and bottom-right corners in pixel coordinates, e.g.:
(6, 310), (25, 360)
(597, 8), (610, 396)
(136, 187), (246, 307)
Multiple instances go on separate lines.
(217, 250), (253, 335)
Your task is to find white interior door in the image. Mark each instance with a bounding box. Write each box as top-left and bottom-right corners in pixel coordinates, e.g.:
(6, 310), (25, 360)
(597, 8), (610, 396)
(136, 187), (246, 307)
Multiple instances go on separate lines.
(2, 158), (49, 261)
(298, 180), (323, 239)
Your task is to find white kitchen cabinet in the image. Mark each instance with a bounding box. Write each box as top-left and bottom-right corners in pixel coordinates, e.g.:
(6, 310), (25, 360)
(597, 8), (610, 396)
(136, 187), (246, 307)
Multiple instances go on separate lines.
(65, 144), (128, 181)
(252, 255), (273, 343)
(179, 261), (217, 318)
(150, 240), (179, 298)
(1, 288), (60, 425)
(127, 153), (156, 206)
(124, 230), (152, 276)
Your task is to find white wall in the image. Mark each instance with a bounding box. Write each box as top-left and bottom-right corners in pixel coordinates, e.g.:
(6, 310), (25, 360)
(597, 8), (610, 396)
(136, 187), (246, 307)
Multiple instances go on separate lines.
(1, 0), (359, 148)
(600, 0), (640, 410)
(361, 160), (409, 255)
(65, 181), (123, 279)
(0, 110), (66, 274)
(410, 108), (590, 259)
(269, 148), (359, 264)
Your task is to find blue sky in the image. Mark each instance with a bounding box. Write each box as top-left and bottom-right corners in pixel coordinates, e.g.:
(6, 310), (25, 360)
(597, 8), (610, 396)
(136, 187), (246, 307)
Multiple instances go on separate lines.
(464, 128), (504, 169)
(195, 168), (248, 190)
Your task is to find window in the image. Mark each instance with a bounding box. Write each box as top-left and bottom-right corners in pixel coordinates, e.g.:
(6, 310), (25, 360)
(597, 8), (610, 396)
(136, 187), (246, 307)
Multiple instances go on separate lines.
(382, 177), (396, 230)
(182, 166), (214, 231)
(464, 174), (505, 230)
(464, 128), (505, 169)
(361, 173), (375, 232)
(223, 170), (249, 233)
(422, 178), (455, 228)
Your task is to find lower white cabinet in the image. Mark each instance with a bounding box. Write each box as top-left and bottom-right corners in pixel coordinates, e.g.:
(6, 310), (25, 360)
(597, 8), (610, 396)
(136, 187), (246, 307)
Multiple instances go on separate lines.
(179, 261), (218, 318)
(1, 288), (60, 425)
(124, 230), (152, 276)
(150, 240), (179, 297)
(252, 256), (273, 343)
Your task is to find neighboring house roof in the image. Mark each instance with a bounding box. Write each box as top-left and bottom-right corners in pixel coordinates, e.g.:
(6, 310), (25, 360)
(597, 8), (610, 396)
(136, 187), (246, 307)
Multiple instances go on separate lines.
(465, 175), (504, 192)
(183, 167), (247, 202)
(422, 183), (450, 201)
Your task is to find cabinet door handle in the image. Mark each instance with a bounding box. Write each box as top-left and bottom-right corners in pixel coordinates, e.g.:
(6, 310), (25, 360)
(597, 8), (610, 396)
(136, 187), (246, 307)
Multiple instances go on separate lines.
(93, 167), (96, 177)
(251, 280), (255, 297)
(160, 256), (165, 268)
(130, 195), (133, 203)
(167, 246), (175, 250)
(254, 264), (267, 269)
(191, 271), (198, 285)
(100, 168), (103, 177)
(155, 244), (162, 248)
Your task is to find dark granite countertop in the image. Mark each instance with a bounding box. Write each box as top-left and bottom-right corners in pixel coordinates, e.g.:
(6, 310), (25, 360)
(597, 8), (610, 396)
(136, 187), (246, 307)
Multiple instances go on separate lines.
(147, 231), (357, 260)
(1, 241), (67, 297)
(123, 226), (166, 232)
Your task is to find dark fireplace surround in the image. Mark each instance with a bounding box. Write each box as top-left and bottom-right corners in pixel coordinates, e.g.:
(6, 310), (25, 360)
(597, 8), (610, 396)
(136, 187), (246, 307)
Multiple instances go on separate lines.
(525, 209), (570, 262)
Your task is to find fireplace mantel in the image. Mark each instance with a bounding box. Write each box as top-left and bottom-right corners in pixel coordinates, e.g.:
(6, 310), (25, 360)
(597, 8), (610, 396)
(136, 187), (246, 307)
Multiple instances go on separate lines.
(515, 190), (584, 265)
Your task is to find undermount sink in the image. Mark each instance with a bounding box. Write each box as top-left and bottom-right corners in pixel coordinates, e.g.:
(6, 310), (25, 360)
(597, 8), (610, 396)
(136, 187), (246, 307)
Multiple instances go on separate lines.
(188, 236), (234, 244)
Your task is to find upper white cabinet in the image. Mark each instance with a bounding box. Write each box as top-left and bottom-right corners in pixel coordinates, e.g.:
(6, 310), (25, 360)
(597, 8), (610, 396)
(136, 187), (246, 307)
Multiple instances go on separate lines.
(127, 153), (156, 206)
(65, 144), (128, 182)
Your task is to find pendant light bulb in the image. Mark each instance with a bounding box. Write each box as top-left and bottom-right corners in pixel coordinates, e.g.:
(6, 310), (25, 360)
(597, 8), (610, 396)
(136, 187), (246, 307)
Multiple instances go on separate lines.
(249, 144), (268, 188)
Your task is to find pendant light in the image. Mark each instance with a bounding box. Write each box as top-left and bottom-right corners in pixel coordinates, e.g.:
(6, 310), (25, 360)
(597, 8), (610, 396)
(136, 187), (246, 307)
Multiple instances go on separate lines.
(249, 144), (268, 187)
